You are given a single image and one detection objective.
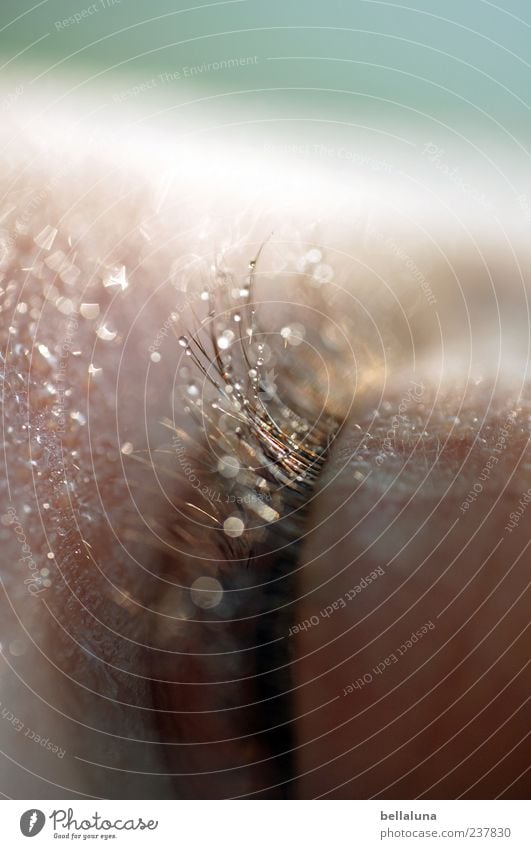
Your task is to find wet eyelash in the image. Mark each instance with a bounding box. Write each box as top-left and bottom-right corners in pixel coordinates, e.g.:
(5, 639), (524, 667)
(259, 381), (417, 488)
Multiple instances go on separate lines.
(134, 241), (351, 797)
(145, 239), (346, 567)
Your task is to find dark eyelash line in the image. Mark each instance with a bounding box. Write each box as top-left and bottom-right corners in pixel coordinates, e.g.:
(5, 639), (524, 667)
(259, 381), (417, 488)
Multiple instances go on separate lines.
(148, 242), (344, 562)
(140, 243), (347, 796)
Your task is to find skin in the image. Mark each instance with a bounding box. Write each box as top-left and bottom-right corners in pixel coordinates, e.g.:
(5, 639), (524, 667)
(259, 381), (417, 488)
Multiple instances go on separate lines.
(0, 113), (529, 798)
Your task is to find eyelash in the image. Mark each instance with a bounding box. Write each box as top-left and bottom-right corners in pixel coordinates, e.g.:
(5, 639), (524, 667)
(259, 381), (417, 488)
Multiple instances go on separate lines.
(136, 243), (347, 796)
(147, 241), (343, 568)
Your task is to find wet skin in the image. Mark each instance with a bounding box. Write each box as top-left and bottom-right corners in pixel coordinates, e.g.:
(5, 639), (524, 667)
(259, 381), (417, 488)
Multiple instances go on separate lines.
(0, 124), (529, 798)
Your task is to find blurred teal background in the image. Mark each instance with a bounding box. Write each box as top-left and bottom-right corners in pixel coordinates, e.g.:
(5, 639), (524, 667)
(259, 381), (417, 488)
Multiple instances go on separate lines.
(1, 1), (530, 175)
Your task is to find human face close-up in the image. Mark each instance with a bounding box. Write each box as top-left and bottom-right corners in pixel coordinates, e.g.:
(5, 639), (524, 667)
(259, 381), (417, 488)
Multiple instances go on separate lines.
(0, 0), (529, 817)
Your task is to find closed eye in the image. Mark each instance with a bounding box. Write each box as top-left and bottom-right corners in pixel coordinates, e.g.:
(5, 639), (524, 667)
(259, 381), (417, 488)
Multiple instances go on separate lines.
(1, 115), (529, 801)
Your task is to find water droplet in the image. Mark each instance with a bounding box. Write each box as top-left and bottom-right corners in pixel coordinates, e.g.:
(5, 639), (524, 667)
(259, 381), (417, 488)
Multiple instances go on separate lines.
(96, 324), (117, 342)
(80, 303), (100, 320)
(70, 411), (87, 425)
(9, 639), (27, 657)
(190, 576), (223, 609)
(34, 225), (58, 251)
(306, 248), (322, 264)
(217, 329), (235, 351)
(103, 265), (128, 290)
(280, 323), (305, 346)
(217, 455), (240, 479)
(56, 297), (75, 316)
(312, 263), (334, 285)
(150, 351), (161, 363)
(37, 344), (56, 365)
(223, 516), (245, 538)
(121, 442), (134, 455)
(187, 382), (199, 398)
(178, 335), (188, 347)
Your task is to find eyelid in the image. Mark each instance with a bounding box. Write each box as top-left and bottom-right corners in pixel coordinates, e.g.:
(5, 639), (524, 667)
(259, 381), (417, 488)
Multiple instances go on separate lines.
(292, 378), (530, 799)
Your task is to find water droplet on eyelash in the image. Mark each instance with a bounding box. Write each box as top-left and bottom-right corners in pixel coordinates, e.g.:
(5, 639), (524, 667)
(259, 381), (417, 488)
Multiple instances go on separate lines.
(223, 516), (245, 538)
(239, 288), (250, 298)
(178, 335), (188, 347)
(80, 303), (100, 320)
(121, 442), (134, 455)
(233, 313), (241, 322)
(150, 351), (161, 363)
(248, 369), (257, 379)
(47, 552), (55, 559)
(96, 325), (117, 342)
(200, 290), (210, 301)
(88, 363), (102, 377)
